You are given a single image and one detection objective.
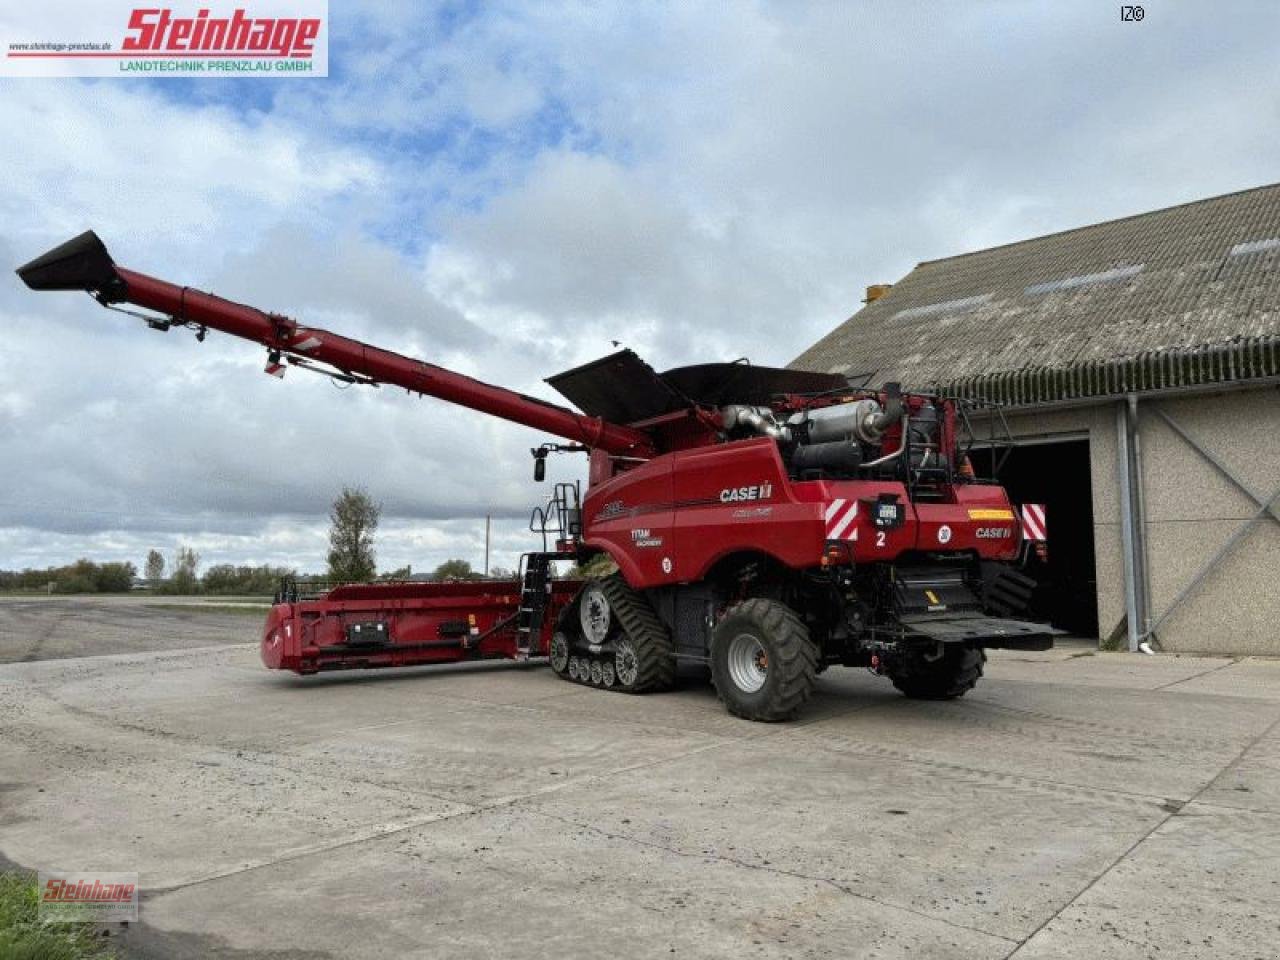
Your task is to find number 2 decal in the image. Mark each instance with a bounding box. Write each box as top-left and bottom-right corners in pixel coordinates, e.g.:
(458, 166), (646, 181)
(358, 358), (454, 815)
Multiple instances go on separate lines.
(876, 530), (886, 548)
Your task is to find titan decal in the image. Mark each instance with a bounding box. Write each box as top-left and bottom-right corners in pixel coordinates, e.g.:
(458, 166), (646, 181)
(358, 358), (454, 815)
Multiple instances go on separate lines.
(630, 528), (663, 548)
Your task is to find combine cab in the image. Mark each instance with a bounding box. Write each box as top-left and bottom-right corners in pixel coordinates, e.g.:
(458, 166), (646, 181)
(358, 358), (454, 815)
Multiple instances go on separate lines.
(18, 232), (1060, 721)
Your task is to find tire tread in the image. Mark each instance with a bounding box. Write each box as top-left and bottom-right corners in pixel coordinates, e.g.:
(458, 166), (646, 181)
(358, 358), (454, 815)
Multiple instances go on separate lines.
(890, 647), (986, 700)
(598, 573), (676, 693)
(712, 598), (817, 722)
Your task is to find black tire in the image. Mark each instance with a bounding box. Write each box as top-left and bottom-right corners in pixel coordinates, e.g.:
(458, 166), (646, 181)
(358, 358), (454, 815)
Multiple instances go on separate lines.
(599, 573), (676, 693)
(890, 646), (986, 700)
(710, 599), (817, 722)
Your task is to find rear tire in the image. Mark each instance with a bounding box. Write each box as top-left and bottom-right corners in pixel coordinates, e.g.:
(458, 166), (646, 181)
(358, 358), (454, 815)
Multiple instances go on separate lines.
(890, 646), (985, 700)
(710, 599), (817, 722)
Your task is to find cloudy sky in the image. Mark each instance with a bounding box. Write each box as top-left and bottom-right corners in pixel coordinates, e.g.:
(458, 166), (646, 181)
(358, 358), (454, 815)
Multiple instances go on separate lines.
(1, 1), (1278, 576)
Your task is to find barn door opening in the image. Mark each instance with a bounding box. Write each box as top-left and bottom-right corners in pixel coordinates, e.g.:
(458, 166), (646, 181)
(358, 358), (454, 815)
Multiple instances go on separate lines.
(971, 438), (1099, 638)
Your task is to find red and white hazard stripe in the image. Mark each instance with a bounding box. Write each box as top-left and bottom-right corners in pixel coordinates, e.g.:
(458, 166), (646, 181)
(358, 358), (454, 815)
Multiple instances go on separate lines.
(1020, 503), (1047, 541)
(264, 360), (286, 378)
(824, 498), (859, 541)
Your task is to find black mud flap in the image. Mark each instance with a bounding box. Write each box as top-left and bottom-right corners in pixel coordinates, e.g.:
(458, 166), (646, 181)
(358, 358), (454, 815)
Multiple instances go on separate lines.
(900, 614), (1061, 650)
(980, 562), (1038, 618)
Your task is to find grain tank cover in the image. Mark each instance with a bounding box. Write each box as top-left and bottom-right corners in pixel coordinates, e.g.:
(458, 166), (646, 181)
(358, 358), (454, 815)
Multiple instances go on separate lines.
(659, 362), (850, 407)
(545, 349), (688, 423)
(547, 350), (855, 423)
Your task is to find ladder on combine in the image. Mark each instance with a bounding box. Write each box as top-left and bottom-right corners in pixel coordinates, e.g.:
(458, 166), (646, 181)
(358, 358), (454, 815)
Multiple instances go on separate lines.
(516, 482), (583, 658)
(515, 552), (554, 658)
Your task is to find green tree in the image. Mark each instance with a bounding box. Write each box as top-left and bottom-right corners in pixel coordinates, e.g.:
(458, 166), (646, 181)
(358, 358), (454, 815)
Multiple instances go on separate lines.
(432, 558), (479, 581)
(202, 563), (294, 595)
(170, 546), (201, 594)
(327, 487), (380, 582)
(54, 559), (98, 594)
(93, 562), (137, 592)
(144, 549), (165, 581)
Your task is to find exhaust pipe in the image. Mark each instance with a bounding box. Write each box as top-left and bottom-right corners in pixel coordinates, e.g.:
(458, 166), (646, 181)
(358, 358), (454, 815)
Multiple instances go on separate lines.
(16, 230), (124, 298)
(866, 381), (903, 437)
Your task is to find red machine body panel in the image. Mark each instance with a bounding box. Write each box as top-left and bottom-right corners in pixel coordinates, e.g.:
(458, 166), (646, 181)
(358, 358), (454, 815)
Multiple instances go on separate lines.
(260, 579), (580, 674)
(582, 437), (1023, 586)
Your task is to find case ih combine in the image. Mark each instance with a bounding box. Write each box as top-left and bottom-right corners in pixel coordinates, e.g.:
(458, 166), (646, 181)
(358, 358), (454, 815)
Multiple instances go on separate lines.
(19, 232), (1058, 721)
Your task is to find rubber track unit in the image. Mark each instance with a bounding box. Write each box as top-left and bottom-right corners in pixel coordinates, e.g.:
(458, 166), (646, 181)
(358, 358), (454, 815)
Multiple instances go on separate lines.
(712, 598), (817, 722)
(598, 572), (676, 693)
(890, 646), (986, 700)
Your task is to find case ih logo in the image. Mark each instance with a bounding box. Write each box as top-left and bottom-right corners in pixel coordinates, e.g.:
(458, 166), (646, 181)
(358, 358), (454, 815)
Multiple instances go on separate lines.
(123, 8), (321, 58)
(720, 482), (773, 503)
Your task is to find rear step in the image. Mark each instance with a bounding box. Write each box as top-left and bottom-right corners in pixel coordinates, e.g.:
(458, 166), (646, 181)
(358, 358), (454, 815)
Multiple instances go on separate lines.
(900, 613), (1062, 650)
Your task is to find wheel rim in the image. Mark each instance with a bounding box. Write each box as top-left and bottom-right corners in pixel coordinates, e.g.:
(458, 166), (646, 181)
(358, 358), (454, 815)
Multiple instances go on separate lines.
(568, 657), (581, 681)
(615, 636), (639, 687)
(550, 633), (570, 673)
(726, 632), (768, 693)
(589, 661), (603, 685)
(579, 584), (612, 644)
(601, 661), (616, 687)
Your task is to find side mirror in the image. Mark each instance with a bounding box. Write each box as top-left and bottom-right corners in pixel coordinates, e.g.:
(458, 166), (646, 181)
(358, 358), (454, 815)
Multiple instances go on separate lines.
(533, 451), (547, 482)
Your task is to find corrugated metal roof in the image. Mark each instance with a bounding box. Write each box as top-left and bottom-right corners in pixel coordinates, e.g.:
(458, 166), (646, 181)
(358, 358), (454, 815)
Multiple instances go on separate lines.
(792, 183), (1280, 405)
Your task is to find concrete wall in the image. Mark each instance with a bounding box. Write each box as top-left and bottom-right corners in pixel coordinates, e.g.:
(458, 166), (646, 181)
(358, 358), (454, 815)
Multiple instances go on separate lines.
(997, 386), (1280, 655)
(1132, 388), (1280, 655)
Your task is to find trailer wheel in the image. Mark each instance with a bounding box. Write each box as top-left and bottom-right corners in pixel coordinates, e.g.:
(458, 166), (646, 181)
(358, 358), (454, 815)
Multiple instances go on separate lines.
(550, 632), (570, 676)
(710, 599), (817, 722)
(889, 646), (985, 700)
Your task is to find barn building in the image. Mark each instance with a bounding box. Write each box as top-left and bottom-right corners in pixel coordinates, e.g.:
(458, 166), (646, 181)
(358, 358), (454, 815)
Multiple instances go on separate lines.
(793, 184), (1280, 654)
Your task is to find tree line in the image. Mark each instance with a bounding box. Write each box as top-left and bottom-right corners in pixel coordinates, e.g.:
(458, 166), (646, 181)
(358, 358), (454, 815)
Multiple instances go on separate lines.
(0, 487), (522, 595)
(0, 554), (296, 595)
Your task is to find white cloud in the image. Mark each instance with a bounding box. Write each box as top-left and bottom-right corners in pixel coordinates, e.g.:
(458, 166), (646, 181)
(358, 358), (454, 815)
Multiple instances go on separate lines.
(0, 82), (379, 267)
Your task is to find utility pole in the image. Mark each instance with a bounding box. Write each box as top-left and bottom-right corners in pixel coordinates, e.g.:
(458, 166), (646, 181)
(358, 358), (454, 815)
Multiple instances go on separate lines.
(484, 513), (491, 577)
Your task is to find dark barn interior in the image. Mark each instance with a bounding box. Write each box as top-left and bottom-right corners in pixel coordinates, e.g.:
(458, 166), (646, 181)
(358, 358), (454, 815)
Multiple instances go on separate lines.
(972, 439), (1099, 638)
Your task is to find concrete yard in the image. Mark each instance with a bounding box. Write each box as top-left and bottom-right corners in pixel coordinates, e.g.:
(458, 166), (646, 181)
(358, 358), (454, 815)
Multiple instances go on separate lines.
(1, 597), (1278, 959)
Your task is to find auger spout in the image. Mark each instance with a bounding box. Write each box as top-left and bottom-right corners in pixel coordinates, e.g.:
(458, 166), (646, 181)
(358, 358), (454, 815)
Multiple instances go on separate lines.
(17, 232), (654, 457)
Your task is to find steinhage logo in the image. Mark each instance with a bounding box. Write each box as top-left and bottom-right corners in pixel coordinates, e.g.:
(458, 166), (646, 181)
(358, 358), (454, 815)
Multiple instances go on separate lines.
(2, 1), (329, 78)
(123, 8), (321, 58)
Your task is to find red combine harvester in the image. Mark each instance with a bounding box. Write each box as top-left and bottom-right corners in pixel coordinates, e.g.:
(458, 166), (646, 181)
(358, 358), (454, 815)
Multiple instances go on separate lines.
(19, 232), (1058, 721)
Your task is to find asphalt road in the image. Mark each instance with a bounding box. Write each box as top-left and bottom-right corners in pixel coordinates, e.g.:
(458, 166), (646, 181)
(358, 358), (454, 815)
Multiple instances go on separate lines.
(1, 597), (1277, 959)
